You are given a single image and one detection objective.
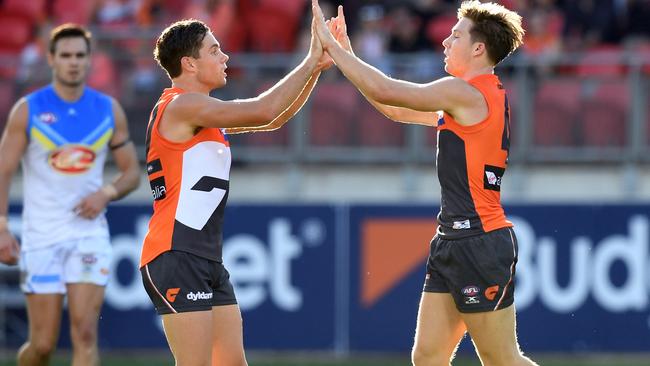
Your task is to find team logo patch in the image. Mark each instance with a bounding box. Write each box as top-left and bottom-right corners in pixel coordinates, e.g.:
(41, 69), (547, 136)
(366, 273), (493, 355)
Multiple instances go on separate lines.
(485, 285), (500, 301)
(38, 112), (58, 124)
(48, 145), (96, 174)
(484, 165), (505, 191)
(166, 288), (180, 303)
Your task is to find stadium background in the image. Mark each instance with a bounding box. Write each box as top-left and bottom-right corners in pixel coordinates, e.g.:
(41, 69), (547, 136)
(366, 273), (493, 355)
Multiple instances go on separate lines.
(1, 0), (650, 365)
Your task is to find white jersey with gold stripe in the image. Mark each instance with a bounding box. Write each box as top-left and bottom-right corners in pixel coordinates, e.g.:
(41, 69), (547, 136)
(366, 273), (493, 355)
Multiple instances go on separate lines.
(21, 85), (114, 250)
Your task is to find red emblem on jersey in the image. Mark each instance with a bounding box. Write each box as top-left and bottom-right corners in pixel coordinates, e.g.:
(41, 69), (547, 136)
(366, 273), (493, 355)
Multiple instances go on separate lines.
(38, 112), (58, 124)
(48, 145), (96, 174)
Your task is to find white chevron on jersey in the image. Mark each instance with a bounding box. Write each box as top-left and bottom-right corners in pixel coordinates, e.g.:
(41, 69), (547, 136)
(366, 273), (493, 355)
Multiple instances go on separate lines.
(175, 141), (231, 230)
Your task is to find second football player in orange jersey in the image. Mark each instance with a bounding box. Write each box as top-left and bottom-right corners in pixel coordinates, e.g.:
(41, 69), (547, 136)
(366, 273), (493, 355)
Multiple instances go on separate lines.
(141, 18), (332, 366)
(313, 1), (537, 365)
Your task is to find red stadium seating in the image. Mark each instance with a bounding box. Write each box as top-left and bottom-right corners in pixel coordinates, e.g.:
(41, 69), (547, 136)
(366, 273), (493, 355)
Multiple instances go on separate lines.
(580, 81), (628, 147)
(576, 45), (626, 78)
(245, 10), (299, 53)
(309, 82), (358, 146)
(0, 14), (32, 53)
(1, 0), (46, 22)
(52, 0), (96, 25)
(533, 79), (582, 146)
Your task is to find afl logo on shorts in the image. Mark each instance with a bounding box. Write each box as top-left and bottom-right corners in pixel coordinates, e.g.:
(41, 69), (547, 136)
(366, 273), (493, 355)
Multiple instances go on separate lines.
(48, 145), (96, 174)
(461, 285), (480, 297)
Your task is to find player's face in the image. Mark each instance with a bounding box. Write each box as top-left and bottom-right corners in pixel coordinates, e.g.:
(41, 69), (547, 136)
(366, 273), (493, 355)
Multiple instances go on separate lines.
(441, 18), (476, 77)
(194, 32), (229, 89)
(48, 37), (90, 88)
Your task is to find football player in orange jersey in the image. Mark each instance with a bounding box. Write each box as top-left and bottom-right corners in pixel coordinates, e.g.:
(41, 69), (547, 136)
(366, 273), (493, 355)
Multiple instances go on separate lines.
(313, 1), (538, 365)
(141, 13), (332, 366)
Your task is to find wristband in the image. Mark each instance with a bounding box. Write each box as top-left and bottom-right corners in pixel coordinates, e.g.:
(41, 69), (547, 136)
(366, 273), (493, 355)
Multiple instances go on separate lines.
(101, 184), (118, 200)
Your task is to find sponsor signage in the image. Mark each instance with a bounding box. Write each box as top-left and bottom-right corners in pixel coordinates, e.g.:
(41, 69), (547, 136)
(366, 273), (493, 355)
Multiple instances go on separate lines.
(3, 204), (649, 352)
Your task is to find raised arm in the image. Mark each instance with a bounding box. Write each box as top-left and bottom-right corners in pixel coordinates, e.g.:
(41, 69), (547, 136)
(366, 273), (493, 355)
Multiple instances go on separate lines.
(0, 99), (27, 264)
(169, 18), (325, 131)
(225, 20), (337, 134)
(313, 0), (481, 125)
(224, 70), (322, 134)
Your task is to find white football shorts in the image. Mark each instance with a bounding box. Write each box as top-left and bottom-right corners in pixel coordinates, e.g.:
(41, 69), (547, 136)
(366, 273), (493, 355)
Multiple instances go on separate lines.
(20, 236), (112, 294)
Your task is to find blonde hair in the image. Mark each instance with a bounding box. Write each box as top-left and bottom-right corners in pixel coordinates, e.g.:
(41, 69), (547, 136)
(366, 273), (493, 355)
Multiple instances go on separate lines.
(458, 1), (525, 65)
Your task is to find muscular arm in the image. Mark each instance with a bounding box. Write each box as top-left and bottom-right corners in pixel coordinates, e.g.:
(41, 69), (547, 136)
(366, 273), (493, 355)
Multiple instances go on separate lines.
(106, 99), (140, 199)
(168, 45), (322, 132)
(0, 99), (28, 264)
(224, 70), (322, 134)
(0, 99), (28, 218)
(171, 59), (318, 129)
(225, 19), (338, 135)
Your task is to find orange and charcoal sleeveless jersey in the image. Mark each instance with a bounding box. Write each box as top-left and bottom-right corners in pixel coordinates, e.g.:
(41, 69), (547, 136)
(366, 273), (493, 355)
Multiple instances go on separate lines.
(140, 87), (231, 267)
(435, 74), (513, 239)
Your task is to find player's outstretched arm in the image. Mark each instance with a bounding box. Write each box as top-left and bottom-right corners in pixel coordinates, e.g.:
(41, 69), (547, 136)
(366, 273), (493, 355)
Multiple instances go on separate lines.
(313, 0), (477, 124)
(225, 21), (337, 135)
(170, 17), (324, 131)
(73, 99), (140, 219)
(0, 99), (27, 265)
(224, 71), (322, 134)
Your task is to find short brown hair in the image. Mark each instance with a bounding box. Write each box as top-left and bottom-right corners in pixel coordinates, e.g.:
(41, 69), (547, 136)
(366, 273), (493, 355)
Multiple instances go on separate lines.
(49, 23), (92, 54)
(154, 19), (210, 79)
(458, 1), (524, 65)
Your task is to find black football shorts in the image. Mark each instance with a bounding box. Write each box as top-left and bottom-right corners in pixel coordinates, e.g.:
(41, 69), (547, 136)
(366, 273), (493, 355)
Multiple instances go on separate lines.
(423, 226), (518, 313)
(141, 250), (237, 315)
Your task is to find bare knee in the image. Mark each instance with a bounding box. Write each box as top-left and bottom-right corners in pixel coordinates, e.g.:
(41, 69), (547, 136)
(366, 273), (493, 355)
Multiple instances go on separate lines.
(70, 321), (97, 348)
(24, 337), (57, 358)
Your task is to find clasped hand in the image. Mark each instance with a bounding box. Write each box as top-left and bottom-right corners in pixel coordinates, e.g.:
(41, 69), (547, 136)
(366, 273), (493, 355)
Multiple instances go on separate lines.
(310, 0), (352, 71)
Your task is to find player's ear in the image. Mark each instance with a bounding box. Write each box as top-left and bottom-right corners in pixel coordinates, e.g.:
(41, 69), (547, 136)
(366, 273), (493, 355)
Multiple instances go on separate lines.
(46, 50), (54, 66)
(473, 42), (486, 57)
(180, 56), (195, 73)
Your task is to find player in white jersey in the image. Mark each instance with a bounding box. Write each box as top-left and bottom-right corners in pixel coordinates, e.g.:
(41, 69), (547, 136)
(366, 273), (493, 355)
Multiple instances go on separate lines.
(0, 24), (140, 366)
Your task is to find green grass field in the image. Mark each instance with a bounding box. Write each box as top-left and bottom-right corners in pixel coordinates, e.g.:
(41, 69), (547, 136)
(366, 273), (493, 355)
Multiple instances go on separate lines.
(0, 352), (648, 366)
